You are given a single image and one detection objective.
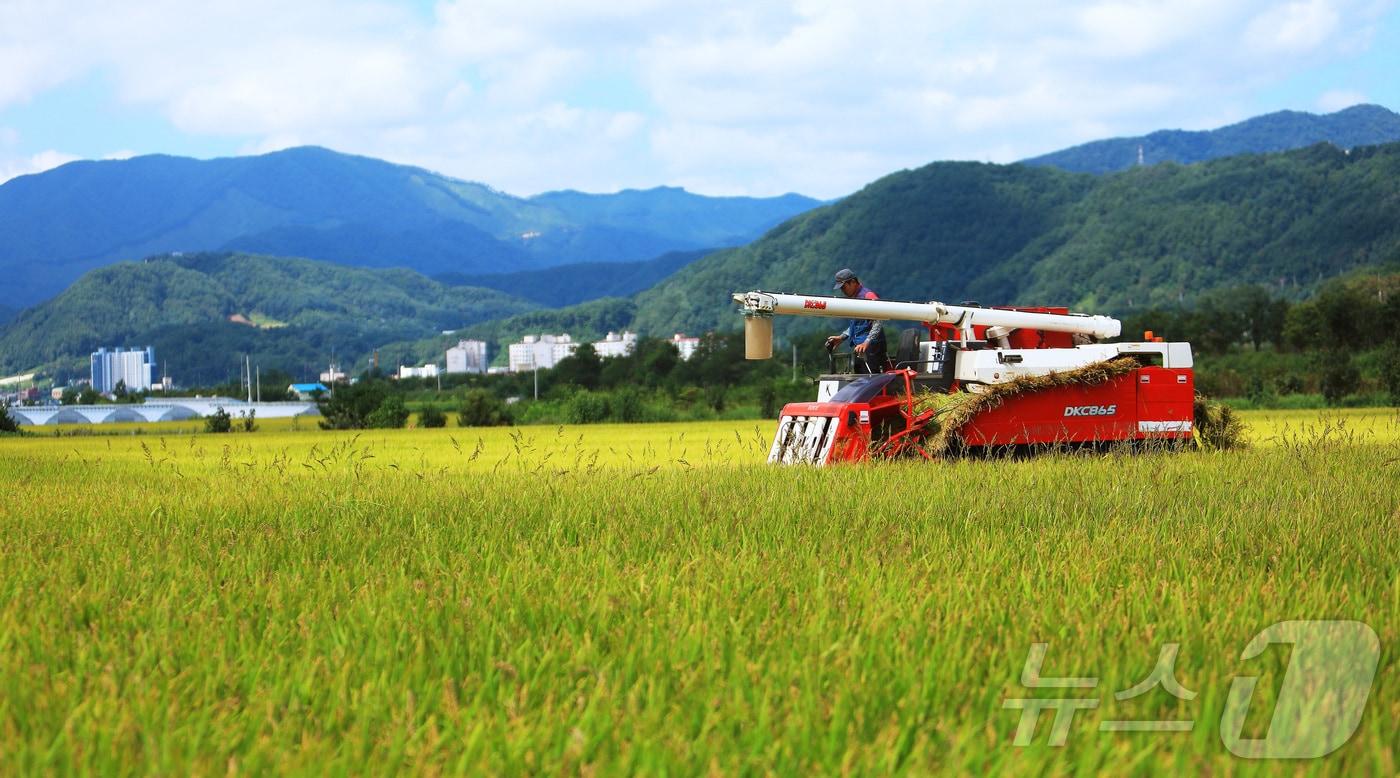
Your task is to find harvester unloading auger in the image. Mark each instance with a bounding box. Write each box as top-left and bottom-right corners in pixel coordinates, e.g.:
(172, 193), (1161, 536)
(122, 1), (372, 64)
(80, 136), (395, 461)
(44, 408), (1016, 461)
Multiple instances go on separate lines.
(733, 290), (1195, 464)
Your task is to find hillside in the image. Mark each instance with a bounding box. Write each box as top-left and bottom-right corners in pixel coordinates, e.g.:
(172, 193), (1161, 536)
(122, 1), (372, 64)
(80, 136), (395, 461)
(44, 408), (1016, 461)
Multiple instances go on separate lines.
(624, 141), (1400, 336)
(0, 147), (819, 306)
(436, 249), (710, 307)
(0, 252), (538, 384)
(1023, 104), (1400, 173)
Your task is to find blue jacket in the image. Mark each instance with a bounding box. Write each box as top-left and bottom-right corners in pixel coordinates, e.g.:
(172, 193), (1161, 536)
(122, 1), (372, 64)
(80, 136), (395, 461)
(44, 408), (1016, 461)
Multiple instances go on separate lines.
(841, 286), (885, 346)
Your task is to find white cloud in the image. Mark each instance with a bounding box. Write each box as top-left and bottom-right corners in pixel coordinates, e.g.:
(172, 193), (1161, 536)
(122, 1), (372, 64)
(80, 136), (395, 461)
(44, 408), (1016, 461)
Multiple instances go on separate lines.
(1244, 0), (1341, 54)
(1318, 89), (1370, 111)
(0, 149), (80, 184)
(0, 0), (1394, 197)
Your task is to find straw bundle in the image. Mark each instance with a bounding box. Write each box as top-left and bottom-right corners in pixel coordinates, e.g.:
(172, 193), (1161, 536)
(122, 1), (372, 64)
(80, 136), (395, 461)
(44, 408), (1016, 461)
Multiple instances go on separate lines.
(1192, 393), (1247, 450)
(911, 356), (1141, 456)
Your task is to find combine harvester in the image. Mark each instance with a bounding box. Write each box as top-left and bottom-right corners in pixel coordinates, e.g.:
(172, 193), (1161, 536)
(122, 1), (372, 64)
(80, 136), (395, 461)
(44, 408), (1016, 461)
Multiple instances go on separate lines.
(733, 290), (1195, 464)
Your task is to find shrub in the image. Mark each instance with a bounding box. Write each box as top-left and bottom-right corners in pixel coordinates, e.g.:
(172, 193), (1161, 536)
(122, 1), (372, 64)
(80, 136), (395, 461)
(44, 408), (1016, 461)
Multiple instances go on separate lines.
(1273, 374), (1305, 395)
(366, 395), (410, 429)
(566, 390), (611, 424)
(758, 382), (779, 418)
(204, 406), (232, 433)
(319, 381), (389, 430)
(1320, 357), (1361, 406)
(458, 389), (512, 427)
(704, 384), (727, 413)
(240, 409), (257, 433)
(610, 387), (644, 423)
(513, 400), (564, 425)
(419, 405), (447, 428)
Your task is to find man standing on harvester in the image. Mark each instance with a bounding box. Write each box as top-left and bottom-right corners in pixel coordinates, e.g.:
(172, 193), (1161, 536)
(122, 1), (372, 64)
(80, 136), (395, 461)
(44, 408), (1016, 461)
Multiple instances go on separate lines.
(825, 268), (888, 374)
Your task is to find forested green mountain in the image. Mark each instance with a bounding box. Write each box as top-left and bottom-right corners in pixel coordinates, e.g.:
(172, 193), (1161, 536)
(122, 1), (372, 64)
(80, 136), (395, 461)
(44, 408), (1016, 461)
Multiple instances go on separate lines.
(626, 141), (1400, 336)
(1023, 104), (1400, 173)
(0, 252), (538, 384)
(436, 249), (710, 307)
(361, 139), (1400, 363)
(0, 146), (818, 306)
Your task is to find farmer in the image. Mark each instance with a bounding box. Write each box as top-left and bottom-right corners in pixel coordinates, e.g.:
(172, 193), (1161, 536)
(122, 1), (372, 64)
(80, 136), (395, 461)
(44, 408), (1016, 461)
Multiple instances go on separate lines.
(825, 268), (888, 374)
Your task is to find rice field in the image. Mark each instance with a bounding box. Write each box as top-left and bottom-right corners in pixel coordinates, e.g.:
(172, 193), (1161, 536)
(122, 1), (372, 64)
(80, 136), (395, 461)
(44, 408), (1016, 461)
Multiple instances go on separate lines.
(0, 409), (1397, 774)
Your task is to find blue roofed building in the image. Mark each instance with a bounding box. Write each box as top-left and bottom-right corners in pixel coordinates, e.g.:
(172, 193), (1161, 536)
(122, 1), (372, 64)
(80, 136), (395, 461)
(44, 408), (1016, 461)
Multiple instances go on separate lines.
(288, 382), (329, 400)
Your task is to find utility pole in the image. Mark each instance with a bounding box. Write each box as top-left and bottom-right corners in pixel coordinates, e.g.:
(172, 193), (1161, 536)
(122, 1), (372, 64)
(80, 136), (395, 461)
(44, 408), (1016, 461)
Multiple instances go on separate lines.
(792, 343), (797, 382)
(245, 355), (252, 402)
(533, 363), (539, 401)
(256, 365), (261, 402)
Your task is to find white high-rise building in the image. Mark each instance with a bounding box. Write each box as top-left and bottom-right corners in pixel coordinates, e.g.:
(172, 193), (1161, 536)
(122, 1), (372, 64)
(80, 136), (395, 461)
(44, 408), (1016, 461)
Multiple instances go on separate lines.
(508, 334), (579, 372)
(445, 339), (488, 374)
(90, 346), (155, 393)
(592, 331), (638, 358)
(670, 333), (701, 361)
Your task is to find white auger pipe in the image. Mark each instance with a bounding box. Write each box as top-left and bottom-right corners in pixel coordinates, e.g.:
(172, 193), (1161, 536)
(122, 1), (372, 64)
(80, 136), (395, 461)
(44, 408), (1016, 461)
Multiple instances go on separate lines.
(732, 291), (1121, 339)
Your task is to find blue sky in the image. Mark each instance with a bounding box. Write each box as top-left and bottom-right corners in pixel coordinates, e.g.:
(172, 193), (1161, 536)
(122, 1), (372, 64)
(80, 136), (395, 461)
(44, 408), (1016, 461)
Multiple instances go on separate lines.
(1, 0), (1397, 198)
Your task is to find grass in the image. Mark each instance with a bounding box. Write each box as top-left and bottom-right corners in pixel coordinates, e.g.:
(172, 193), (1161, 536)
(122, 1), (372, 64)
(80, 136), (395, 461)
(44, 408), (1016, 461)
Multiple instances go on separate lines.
(0, 410), (1397, 774)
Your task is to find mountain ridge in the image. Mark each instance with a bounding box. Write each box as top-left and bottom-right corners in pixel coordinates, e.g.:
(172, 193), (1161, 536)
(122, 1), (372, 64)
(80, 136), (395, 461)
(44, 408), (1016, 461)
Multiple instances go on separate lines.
(1022, 104), (1400, 173)
(0, 146), (820, 306)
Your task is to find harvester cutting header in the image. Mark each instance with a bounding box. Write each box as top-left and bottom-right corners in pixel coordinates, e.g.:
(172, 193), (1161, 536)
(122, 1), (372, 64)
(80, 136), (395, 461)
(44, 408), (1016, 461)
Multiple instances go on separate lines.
(733, 283), (1195, 464)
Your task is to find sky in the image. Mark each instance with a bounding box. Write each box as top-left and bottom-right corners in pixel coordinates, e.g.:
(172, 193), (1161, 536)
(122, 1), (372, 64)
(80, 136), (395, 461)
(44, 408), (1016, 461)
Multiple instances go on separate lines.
(1, 0), (1397, 199)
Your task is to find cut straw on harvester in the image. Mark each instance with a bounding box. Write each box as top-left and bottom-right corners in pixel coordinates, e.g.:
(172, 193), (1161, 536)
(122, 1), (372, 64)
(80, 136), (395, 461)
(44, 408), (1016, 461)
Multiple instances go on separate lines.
(1192, 393), (1247, 451)
(911, 357), (1142, 457)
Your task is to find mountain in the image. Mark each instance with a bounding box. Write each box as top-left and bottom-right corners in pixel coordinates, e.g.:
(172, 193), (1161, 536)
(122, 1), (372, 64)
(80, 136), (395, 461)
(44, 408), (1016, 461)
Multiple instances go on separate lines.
(0, 252), (538, 384)
(1023, 104), (1400, 173)
(436, 249), (711, 307)
(619, 140), (1400, 336)
(0, 147), (820, 306)
(530, 188), (820, 249)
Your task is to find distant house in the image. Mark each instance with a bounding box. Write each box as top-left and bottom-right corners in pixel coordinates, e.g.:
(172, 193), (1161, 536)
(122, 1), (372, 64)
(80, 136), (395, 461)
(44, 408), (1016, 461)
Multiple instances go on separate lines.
(288, 382), (329, 400)
(397, 364), (440, 380)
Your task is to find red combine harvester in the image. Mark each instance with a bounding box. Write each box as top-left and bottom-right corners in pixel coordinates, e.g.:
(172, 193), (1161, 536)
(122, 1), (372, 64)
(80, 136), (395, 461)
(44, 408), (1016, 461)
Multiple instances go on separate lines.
(733, 290), (1195, 464)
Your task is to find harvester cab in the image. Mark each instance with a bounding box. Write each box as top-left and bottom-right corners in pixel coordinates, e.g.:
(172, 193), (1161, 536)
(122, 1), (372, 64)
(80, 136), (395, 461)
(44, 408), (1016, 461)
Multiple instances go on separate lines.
(734, 290), (1195, 464)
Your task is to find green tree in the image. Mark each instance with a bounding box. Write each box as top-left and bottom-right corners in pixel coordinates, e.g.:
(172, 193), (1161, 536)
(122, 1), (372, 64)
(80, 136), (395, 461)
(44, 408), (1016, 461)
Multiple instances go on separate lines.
(60, 387), (78, 405)
(1381, 344), (1400, 406)
(1234, 285), (1288, 351)
(637, 339), (681, 387)
(240, 408), (258, 432)
(0, 403), (20, 433)
(566, 390), (611, 424)
(1320, 357), (1360, 406)
(552, 343), (602, 390)
(457, 389), (512, 427)
(204, 406), (232, 433)
(610, 386), (644, 423)
(318, 381), (390, 430)
(366, 395), (410, 429)
(78, 386), (101, 404)
(419, 405), (447, 428)
(758, 381), (779, 418)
